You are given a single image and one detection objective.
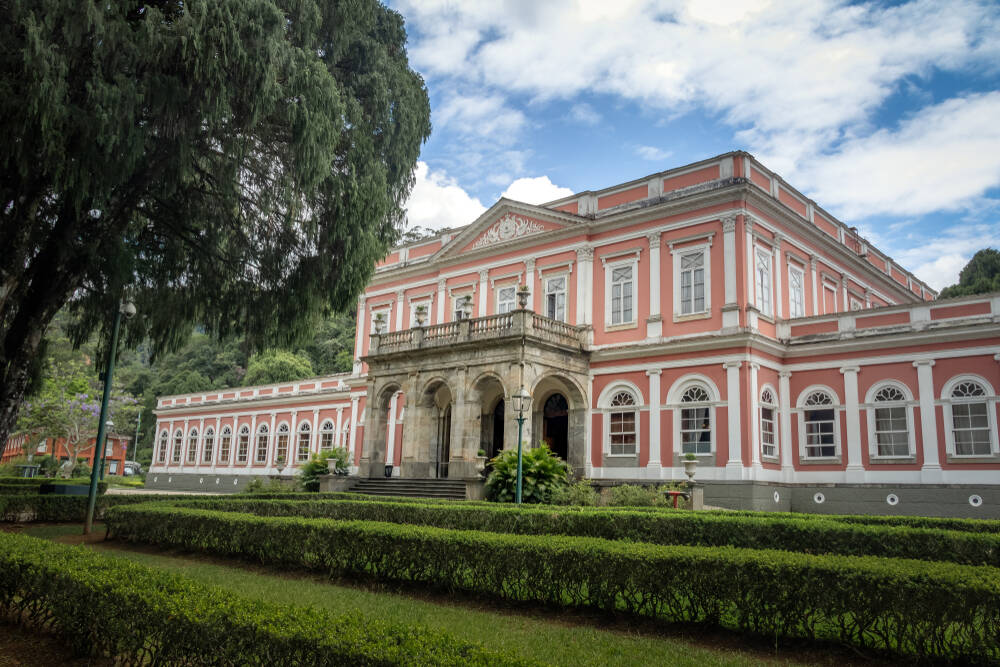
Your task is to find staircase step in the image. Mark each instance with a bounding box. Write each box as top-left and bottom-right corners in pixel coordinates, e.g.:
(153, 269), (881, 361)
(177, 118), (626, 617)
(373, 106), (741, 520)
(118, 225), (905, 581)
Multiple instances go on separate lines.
(348, 477), (469, 500)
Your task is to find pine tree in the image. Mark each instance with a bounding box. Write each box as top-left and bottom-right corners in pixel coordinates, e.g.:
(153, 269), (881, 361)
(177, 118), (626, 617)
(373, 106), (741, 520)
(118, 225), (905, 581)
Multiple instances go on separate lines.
(0, 0), (431, 445)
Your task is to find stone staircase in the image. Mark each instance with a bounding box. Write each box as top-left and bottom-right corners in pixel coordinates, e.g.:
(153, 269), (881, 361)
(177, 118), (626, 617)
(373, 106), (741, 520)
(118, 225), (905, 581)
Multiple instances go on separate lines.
(349, 477), (467, 500)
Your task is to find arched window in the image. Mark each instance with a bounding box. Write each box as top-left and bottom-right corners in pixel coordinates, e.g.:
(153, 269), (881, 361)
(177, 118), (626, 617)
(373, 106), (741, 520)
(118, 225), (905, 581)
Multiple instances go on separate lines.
(172, 429), (183, 464)
(760, 388), (777, 459)
(950, 380), (992, 456)
(872, 385), (910, 458)
(803, 391), (836, 458)
(275, 423), (290, 463)
(219, 426), (233, 465)
(158, 431), (168, 463)
(202, 428), (215, 464)
(187, 429), (199, 464)
(236, 425), (251, 464)
(680, 385), (713, 455)
(608, 391), (637, 456)
(297, 422), (312, 463)
(320, 420), (335, 450)
(255, 423), (270, 463)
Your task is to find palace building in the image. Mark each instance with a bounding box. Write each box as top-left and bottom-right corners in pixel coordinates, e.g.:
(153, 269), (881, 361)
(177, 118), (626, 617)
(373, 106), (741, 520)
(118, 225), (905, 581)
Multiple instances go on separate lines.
(147, 151), (1000, 517)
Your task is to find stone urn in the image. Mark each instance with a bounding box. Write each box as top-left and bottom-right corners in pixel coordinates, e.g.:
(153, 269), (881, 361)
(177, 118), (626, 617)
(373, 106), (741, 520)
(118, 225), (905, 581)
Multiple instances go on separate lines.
(683, 455), (697, 481)
(517, 285), (530, 308)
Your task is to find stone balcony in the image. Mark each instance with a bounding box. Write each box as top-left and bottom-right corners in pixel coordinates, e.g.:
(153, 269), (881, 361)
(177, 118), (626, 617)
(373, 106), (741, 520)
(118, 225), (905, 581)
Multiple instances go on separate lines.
(367, 309), (588, 359)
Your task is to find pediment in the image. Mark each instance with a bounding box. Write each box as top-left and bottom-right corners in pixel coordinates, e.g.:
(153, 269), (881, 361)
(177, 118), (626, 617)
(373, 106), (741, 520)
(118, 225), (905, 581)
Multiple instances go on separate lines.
(435, 199), (580, 260)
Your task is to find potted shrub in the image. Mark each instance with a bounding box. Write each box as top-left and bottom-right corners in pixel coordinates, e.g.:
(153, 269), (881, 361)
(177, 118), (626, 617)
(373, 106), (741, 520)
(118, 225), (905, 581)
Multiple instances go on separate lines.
(516, 284), (530, 308)
(683, 452), (698, 481)
(373, 312), (386, 333)
(414, 304), (428, 327)
(275, 455), (286, 473)
(475, 448), (489, 475)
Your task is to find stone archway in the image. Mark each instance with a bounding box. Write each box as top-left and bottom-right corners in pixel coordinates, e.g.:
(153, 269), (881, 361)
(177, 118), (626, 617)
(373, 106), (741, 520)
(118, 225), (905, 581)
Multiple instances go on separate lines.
(531, 373), (587, 476)
(360, 381), (402, 478)
(471, 373), (507, 460)
(401, 378), (454, 478)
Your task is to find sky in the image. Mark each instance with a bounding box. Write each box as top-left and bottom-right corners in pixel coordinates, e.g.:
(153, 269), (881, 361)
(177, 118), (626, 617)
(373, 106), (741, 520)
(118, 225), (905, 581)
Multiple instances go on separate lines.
(388, 0), (1000, 290)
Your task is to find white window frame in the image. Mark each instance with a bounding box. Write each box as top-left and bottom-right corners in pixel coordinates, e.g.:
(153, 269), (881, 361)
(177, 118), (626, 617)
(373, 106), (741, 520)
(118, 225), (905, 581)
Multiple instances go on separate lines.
(941, 375), (999, 458)
(598, 382), (644, 457)
(172, 429), (183, 464)
(543, 274), (568, 322)
(755, 247), (772, 316)
(603, 258), (637, 328)
(667, 375), (720, 457)
(274, 422), (290, 464)
(202, 427), (215, 464)
(370, 306), (390, 333)
(297, 422), (312, 462)
(759, 385), (778, 460)
(255, 424), (270, 464)
(788, 264), (805, 319)
(495, 284), (517, 314)
(236, 425), (251, 464)
(157, 430), (168, 463)
(186, 428), (199, 464)
(320, 420), (336, 451)
(796, 386), (841, 461)
(452, 293), (473, 321)
(218, 426), (232, 465)
(409, 299), (432, 327)
(864, 381), (916, 460)
(671, 244), (711, 318)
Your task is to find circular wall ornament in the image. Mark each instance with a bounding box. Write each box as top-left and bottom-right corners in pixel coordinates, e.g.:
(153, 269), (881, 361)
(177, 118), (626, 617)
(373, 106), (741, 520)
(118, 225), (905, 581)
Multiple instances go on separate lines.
(773, 491), (780, 503)
(886, 493), (899, 506)
(199, 477), (203, 484)
(813, 492), (825, 504)
(153, 476), (158, 483)
(969, 494), (984, 508)
(167, 476), (172, 483)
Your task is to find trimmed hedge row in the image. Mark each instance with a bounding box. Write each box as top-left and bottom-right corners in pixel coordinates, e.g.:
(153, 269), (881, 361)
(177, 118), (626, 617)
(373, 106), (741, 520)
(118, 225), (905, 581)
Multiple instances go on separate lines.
(0, 481), (107, 496)
(171, 497), (1000, 566)
(0, 493), (215, 522)
(0, 476), (96, 485)
(0, 532), (533, 666)
(105, 505), (1000, 661)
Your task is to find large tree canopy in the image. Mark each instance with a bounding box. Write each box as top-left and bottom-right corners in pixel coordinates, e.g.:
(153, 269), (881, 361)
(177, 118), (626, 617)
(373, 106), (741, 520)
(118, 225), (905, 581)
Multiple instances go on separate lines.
(938, 249), (1000, 299)
(0, 0), (431, 445)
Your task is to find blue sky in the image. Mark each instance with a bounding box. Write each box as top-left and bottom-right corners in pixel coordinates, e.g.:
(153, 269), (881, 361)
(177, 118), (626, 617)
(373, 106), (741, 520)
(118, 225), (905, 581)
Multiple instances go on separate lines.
(388, 0), (1000, 290)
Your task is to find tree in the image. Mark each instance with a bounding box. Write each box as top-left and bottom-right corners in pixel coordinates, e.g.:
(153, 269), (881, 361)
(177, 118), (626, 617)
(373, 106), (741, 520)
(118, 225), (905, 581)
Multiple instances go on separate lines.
(938, 249), (1000, 299)
(0, 0), (431, 447)
(244, 349), (315, 385)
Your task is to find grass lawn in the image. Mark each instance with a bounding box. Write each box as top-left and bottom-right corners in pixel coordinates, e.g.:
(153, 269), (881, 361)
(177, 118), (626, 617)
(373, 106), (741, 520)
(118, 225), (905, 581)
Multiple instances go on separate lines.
(15, 523), (886, 667)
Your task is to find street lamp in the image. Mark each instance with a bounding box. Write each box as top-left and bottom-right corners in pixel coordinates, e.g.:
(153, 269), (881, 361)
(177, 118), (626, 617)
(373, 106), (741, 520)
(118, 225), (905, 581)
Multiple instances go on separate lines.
(84, 296), (136, 534)
(510, 386), (531, 505)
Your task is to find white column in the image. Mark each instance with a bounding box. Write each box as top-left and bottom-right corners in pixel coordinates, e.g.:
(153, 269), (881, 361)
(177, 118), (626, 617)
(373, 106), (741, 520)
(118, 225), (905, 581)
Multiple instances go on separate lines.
(385, 392), (399, 472)
(311, 409), (320, 455)
(576, 247), (594, 327)
(778, 371), (794, 481)
(478, 270), (489, 317)
(646, 369), (662, 471)
(353, 295), (366, 375)
(841, 274), (849, 311)
(248, 415), (257, 468)
(335, 407), (344, 448)
(268, 412), (277, 469)
(394, 290), (405, 331)
(584, 373), (594, 476)
(646, 232), (662, 338)
(772, 236), (783, 320)
(181, 419), (189, 472)
(810, 256), (819, 316)
(197, 417), (205, 467)
(721, 216), (738, 329)
(436, 279), (446, 324)
(749, 364), (761, 471)
(348, 396), (360, 469)
(724, 361), (744, 478)
(840, 366), (863, 480)
(914, 360), (942, 481)
(212, 417), (221, 470)
(525, 259), (537, 311)
(289, 410), (298, 465)
(744, 217), (755, 307)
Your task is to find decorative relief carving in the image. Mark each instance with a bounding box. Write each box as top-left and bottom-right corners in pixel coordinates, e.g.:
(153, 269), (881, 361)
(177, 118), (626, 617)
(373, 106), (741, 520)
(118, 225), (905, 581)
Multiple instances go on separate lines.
(576, 246), (594, 261)
(472, 213), (545, 249)
(478, 269), (489, 281)
(721, 215), (737, 232)
(646, 231), (662, 247)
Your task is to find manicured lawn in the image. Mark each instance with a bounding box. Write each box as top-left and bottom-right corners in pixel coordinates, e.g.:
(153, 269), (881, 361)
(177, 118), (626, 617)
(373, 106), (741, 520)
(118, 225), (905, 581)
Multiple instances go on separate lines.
(17, 523), (868, 666)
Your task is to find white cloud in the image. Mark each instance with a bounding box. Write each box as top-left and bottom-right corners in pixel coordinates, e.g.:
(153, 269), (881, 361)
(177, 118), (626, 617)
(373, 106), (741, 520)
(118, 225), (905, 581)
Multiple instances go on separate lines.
(567, 103), (601, 125)
(435, 93), (527, 143)
(403, 162), (486, 231)
(501, 175), (574, 204)
(635, 145), (672, 161)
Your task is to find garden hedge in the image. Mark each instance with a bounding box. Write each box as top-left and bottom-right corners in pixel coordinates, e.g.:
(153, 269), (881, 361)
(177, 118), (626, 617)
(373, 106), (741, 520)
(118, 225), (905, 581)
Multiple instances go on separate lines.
(0, 480), (107, 496)
(170, 497), (1000, 566)
(0, 532), (534, 666)
(0, 493), (212, 522)
(104, 505), (1000, 662)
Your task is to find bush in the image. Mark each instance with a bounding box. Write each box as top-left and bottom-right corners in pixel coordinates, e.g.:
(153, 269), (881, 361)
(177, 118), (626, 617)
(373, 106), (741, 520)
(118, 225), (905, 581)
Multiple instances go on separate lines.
(549, 480), (599, 506)
(104, 505), (1000, 662)
(241, 478), (299, 494)
(0, 493), (206, 522)
(0, 479), (107, 496)
(0, 532), (530, 666)
(485, 443), (569, 504)
(608, 484), (662, 507)
(298, 449), (346, 492)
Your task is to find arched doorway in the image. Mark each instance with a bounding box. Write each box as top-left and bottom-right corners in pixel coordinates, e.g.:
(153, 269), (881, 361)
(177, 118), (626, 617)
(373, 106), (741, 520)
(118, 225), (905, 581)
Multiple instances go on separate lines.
(438, 405), (452, 478)
(543, 393), (569, 461)
(488, 399), (505, 458)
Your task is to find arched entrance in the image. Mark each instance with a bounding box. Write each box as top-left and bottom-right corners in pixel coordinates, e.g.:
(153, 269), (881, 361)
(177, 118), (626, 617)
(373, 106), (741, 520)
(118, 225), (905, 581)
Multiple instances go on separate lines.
(415, 379), (454, 479)
(438, 405), (452, 478)
(543, 393), (569, 460)
(489, 399), (505, 459)
(362, 382), (403, 478)
(471, 373), (507, 460)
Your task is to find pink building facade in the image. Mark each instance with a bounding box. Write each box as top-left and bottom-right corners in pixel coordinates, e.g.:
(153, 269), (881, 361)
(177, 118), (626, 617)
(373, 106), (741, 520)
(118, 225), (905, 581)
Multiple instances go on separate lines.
(149, 152), (1000, 516)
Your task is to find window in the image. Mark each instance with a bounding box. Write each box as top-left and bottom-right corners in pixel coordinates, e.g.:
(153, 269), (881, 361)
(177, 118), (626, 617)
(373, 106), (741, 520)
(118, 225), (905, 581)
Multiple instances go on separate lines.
(158, 431), (168, 463)
(755, 249), (772, 316)
(497, 286), (516, 314)
(680, 386), (713, 454)
(788, 266), (805, 318)
(608, 391), (637, 455)
(951, 381), (991, 456)
(202, 428), (215, 463)
(678, 251), (705, 315)
(872, 386), (909, 457)
(275, 423), (289, 462)
(850, 297), (864, 311)
(109, 461), (118, 474)
(320, 420), (335, 450)
(219, 427), (232, 464)
(172, 429), (183, 464)
(609, 265), (634, 325)
(255, 424), (269, 464)
(236, 426), (250, 464)
(453, 294), (472, 320)
(803, 391), (836, 458)
(186, 429), (199, 464)
(370, 308), (389, 333)
(544, 276), (566, 321)
(297, 422), (311, 462)
(760, 388), (777, 458)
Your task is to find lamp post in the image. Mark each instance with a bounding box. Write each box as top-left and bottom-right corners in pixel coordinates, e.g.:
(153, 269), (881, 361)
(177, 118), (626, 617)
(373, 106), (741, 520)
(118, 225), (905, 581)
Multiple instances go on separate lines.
(84, 297), (136, 535)
(511, 386), (531, 505)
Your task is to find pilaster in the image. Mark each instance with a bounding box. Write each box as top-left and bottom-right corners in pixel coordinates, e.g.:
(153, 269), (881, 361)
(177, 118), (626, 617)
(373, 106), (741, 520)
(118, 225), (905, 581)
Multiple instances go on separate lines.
(914, 360), (942, 481)
(840, 366), (864, 481)
(778, 371), (794, 481)
(646, 232), (662, 338)
(646, 369), (662, 471)
(721, 215), (739, 329)
(723, 361), (744, 478)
